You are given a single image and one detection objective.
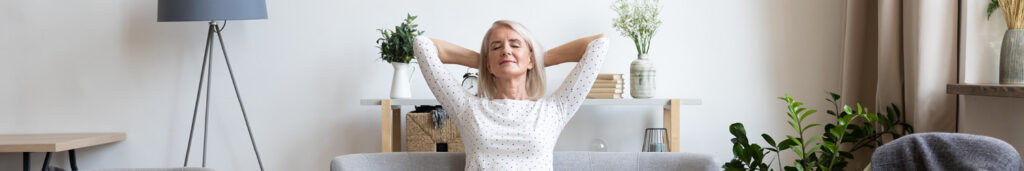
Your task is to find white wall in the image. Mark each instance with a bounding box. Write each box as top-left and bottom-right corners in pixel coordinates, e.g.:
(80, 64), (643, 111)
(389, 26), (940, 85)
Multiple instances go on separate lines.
(0, 0), (845, 170)
(959, 0), (1024, 158)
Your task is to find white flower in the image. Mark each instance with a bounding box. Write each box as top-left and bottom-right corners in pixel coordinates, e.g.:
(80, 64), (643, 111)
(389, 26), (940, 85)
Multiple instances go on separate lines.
(612, 0), (662, 55)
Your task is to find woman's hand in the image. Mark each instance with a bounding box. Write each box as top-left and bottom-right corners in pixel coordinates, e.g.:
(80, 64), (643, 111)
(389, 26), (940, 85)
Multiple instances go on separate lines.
(431, 38), (480, 68)
(543, 34), (606, 66)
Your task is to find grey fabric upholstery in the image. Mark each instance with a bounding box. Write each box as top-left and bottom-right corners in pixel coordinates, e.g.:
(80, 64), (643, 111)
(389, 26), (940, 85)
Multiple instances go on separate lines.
(84, 168), (214, 171)
(331, 152), (716, 171)
(871, 132), (1023, 171)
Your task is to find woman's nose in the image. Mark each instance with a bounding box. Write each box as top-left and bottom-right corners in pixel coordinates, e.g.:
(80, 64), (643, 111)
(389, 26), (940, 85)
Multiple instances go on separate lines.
(502, 45), (513, 56)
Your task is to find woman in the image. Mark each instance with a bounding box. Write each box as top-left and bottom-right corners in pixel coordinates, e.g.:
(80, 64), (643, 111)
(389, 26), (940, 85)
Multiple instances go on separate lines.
(413, 20), (608, 170)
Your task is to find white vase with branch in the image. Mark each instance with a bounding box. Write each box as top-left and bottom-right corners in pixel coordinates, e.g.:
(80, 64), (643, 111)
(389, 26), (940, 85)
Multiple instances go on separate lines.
(613, 0), (662, 98)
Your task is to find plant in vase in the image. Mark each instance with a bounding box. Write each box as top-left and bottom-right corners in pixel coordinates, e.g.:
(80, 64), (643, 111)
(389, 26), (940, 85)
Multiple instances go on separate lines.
(987, 0), (1024, 83)
(377, 13), (425, 99)
(723, 92), (914, 171)
(612, 0), (662, 98)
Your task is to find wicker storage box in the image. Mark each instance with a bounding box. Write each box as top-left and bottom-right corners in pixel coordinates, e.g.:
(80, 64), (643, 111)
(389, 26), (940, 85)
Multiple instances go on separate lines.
(406, 112), (463, 152)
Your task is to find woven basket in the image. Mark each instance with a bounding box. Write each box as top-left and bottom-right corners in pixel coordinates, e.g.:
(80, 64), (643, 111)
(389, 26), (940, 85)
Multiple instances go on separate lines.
(406, 112), (463, 152)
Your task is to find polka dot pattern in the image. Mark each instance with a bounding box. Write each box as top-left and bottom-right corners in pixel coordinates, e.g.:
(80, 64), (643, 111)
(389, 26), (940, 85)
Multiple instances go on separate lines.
(414, 37), (608, 170)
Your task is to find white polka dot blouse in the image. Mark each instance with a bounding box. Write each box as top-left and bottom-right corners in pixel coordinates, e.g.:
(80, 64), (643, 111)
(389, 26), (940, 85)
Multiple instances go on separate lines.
(413, 36), (608, 170)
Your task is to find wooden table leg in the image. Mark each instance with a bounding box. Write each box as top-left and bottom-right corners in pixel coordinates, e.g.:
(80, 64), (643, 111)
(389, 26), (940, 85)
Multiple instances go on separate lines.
(381, 99), (393, 152)
(391, 106), (402, 152)
(380, 99), (402, 152)
(663, 99), (680, 152)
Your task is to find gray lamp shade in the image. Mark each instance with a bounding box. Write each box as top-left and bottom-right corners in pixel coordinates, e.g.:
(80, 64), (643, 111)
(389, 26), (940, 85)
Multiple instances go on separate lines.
(158, 0), (268, 22)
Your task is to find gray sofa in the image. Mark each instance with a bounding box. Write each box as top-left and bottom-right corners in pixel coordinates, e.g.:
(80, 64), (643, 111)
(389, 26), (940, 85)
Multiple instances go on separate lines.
(331, 152), (716, 171)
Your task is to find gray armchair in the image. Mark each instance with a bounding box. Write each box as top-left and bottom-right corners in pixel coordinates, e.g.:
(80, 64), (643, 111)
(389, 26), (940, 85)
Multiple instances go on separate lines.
(871, 132), (1023, 171)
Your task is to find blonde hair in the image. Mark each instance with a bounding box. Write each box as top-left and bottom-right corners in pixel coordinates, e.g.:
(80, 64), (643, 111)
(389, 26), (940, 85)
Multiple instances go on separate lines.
(478, 20), (546, 100)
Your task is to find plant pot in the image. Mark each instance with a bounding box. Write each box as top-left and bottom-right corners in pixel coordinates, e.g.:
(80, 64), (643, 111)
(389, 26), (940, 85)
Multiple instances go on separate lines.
(630, 54), (655, 98)
(390, 62), (413, 99)
(1001, 29), (1024, 84)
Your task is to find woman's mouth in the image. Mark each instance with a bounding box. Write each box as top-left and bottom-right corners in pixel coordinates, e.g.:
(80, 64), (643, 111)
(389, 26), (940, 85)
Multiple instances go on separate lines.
(500, 60), (516, 65)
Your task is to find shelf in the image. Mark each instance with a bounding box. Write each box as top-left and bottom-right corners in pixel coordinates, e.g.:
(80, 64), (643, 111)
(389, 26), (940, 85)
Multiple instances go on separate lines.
(360, 98), (702, 109)
(946, 83), (1024, 98)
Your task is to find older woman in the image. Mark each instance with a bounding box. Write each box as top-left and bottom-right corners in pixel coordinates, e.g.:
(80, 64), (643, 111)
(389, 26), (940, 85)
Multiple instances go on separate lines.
(413, 20), (607, 170)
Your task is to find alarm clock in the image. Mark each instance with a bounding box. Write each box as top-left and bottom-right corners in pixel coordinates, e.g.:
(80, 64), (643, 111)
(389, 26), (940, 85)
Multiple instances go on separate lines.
(462, 72), (479, 96)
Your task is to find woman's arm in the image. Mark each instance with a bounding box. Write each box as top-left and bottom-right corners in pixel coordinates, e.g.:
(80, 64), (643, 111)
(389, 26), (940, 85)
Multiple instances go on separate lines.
(430, 38), (480, 68)
(543, 34), (607, 66)
(414, 37), (474, 114)
(429, 33), (606, 68)
(546, 37), (609, 125)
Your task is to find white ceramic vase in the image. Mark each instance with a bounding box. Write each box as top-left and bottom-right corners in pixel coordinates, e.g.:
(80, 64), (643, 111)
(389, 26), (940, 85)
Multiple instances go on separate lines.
(390, 62), (413, 99)
(630, 54), (656, 99)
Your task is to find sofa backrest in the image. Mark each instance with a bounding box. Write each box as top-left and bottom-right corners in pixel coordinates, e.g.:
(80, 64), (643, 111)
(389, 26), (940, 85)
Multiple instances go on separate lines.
(331, 152), (716, 171)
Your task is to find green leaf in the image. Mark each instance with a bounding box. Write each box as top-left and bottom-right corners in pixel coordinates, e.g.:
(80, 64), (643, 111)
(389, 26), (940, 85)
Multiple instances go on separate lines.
(803, 124), (821, 132)
(842, 106), (853, 116)
(806, 143), (822, 156)
(723, 160), (746, 171)
(829, 91), (841, 101)
(733, 143), (746, 162)
(830, 127), (845, 138)
(789, 137), (803, 147)
(762, 134), (777, 147)
(806, 135), (822, 146)
(865, 113), (879, 122)
(778, 138), (794, 150)
(788, 121), (800, 133)
(799, 110), (817, 121)
(988, 0), (1000, 20)
(729, 123), (749, 145)
(823, 141), (837, 153)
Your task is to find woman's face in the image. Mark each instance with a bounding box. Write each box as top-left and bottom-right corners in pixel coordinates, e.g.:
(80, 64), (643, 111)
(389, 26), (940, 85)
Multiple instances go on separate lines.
(486, 26), (534, 80)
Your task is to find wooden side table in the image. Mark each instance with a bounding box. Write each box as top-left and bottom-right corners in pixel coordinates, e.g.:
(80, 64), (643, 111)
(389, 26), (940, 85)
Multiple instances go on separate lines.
(0, 133), (126, 171)
(360, 98), (701, 152)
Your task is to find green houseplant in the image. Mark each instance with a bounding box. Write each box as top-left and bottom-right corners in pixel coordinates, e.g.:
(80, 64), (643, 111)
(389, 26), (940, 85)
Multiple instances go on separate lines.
(724, 92), (914, 171)
(612, 0), (662, 99)
(377, 14), (425, 99)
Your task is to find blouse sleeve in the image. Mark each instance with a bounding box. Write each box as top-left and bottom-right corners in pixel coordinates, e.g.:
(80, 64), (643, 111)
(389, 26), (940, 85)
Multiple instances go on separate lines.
(546, 38), (609, 123)
(413, 37), (473, 112)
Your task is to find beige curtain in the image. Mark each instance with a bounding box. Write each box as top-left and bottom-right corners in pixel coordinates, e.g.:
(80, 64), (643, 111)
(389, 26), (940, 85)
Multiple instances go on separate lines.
(841, 0), (959, 167)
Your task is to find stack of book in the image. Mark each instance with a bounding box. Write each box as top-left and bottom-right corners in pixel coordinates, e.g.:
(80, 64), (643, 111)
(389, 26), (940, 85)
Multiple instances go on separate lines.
(587, 74), (624, 99)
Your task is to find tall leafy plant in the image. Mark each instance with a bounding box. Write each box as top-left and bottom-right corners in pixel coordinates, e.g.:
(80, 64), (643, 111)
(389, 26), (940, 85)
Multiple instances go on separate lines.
(376, 13), (424, 64)
(611, 0), (662, 54)
(723, 92), (914, 171)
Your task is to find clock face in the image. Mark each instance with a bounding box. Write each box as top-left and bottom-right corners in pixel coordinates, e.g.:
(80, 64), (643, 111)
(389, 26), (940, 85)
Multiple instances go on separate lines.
(462, 74), (478, 96)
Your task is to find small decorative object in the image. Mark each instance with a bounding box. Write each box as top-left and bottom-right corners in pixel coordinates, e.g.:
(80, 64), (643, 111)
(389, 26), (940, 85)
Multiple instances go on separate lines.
(377, 14), (425, 98)
(642, 128), (668, 152)
(588, 73), (625, 99)
(612, 0), (662, 98)
(462, 71), (479, 96)
(991, 0), (1024, 83)
(590, 138), (609, 152)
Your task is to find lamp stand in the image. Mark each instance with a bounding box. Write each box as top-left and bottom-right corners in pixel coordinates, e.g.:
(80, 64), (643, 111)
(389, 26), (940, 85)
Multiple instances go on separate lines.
(183, 21), (265, 171)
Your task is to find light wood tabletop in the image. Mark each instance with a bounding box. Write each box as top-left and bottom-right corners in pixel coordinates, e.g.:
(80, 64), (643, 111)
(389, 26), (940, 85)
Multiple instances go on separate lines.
(0, 133), (126, 152)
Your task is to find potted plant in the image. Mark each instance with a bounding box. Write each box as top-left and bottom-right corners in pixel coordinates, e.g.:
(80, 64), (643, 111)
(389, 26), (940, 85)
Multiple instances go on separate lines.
(377, 14), (424, 99)
(723, 92), (914, 171)
(612, 0), (662, 98)
(988, 0), (1024, 83)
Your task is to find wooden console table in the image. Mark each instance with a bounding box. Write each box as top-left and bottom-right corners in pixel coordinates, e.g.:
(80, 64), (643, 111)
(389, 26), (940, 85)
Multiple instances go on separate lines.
(0, 132), (125, 171)
(360, 98), (701, 152)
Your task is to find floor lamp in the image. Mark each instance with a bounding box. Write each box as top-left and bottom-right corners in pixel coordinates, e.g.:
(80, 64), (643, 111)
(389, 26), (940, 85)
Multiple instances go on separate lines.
(157, 0), (267, 170)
